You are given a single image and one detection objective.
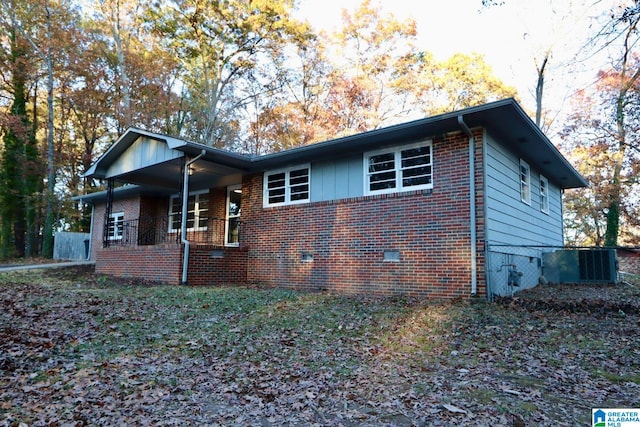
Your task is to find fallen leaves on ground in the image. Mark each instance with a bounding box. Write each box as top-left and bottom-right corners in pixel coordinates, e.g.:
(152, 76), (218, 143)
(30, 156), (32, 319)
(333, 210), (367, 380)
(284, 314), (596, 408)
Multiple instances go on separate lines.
(1, 267), (639, 426)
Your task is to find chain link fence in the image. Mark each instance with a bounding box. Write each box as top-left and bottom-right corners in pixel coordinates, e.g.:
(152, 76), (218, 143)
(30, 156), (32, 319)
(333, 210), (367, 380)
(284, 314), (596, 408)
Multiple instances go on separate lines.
(486, 245), (549, 298)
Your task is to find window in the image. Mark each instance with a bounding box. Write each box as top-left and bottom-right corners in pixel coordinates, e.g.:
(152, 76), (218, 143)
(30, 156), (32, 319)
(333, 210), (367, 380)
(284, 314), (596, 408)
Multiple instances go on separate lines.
(264, 165), (310, 207)
(365, 141), (433, 195)
(107, 212), (124, 241)
(226, 185), (241, 246)
(169, 191), (209, 232)
(540, 175), (549, 213)
(519, 159), (531, 204)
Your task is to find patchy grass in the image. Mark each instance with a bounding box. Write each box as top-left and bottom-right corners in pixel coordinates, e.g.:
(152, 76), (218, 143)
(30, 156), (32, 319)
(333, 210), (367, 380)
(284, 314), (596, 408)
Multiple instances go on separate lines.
(1, 266), (639, 426)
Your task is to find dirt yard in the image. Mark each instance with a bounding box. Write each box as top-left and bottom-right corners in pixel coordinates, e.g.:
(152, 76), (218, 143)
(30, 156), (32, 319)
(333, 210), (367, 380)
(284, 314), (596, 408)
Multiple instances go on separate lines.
(1, 266), (639, 426)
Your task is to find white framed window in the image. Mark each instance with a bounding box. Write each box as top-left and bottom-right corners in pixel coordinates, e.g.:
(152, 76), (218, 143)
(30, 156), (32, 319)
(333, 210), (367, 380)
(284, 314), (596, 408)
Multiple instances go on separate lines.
(264, 165), (310, 207)
(107, 212), (124, 241)
(168, 190), (209, 232)
(365, 141), (433, 195)
(225, 185), (241, 246)
(520, 159), (531, 205)
(540, 175), (549, 214)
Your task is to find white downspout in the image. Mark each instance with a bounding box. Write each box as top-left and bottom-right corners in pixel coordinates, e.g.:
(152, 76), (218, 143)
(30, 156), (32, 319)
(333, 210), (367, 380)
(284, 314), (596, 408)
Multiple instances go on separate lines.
(181, 149), (206, 285)
(87, 204), (94, 260)
(457, 115), (477, 296)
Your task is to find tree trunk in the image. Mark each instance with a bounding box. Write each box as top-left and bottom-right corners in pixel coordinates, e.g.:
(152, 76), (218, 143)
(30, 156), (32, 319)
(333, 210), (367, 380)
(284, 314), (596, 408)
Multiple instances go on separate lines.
(0, 21), (29, 258)
(24, 81), (40, 257)
(535, 54), (549, 127)
(110, 0), (132, 131)
(604, 198), (619, 247)
(604, 94), (627, 247)
(600, 9), (640, 247)
(42, 6), (55, 258)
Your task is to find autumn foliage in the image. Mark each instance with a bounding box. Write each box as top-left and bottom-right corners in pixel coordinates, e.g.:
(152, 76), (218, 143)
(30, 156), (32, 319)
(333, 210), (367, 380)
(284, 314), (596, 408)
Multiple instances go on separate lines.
(0, 0), (637, 255)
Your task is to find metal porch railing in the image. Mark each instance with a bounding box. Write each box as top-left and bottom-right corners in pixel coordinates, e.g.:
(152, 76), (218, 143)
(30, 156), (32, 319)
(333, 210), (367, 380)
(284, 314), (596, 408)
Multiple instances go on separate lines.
(105, 216), (240, 247)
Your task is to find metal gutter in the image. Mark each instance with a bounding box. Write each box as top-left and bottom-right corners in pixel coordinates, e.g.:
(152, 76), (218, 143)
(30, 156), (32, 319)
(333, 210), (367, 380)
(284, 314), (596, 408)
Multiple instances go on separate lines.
(181, 149), (206, 285)
(88, 204), (94, 260)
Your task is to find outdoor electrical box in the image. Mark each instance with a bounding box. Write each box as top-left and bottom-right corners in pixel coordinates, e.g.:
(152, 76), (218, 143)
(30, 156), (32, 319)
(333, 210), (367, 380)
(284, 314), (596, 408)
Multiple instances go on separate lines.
(508, 267), (523, 287)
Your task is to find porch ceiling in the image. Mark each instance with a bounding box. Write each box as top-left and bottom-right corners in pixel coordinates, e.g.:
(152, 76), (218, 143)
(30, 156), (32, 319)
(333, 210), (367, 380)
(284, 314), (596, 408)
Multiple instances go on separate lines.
(114, 157), (245, 192)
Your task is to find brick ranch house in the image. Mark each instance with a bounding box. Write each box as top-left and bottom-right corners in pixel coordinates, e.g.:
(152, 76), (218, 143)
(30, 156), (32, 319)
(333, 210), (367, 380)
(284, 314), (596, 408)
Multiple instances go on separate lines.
(76, 99), (587, 299)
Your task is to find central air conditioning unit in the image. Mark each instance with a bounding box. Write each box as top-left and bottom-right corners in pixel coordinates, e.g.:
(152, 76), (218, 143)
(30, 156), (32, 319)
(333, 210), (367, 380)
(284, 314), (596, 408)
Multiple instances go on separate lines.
(542, 249), (618, 284)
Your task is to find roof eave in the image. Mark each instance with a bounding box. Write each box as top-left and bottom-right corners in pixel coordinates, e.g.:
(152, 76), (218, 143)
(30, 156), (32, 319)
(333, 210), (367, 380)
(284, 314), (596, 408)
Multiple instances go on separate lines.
(248, 98), (586, 189)
(82, 99), (587, 191)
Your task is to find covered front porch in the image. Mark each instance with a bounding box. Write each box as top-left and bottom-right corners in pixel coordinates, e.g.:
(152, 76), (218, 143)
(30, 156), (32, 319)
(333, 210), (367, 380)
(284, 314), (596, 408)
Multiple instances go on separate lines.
(79, 128), (254, 285)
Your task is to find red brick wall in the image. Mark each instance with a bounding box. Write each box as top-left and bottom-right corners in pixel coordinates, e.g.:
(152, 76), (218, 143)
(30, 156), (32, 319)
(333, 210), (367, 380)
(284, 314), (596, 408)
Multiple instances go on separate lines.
(92, 193), (182, 284)
(99, 243), (248, 286)
(619, 254), (640, 275)
(242, 131), (487, 298)
(182, 189), (247, 285)
(137, 196), (171, 245)
(139, 196), (164, 219)
(91, 195), (141, 260)
(96, 243), (182, 284)
(207, 188), (226, 246)
(187, 245), (249, 285)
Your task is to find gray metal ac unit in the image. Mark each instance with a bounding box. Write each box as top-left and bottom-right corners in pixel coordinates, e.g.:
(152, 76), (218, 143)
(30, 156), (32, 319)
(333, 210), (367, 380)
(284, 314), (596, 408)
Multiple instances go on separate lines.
(542, 249), (618, 284)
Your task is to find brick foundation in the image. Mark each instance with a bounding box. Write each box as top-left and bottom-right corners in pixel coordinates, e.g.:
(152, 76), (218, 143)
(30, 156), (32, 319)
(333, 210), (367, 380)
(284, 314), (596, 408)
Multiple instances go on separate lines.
(96, 244), (182, 284)
(187, 245), (249, 285)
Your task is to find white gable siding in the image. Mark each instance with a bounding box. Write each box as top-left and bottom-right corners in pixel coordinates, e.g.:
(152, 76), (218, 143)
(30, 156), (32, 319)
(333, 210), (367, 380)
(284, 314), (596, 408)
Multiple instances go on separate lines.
(310, 155), (363, 202)
(106, 136), (183, 179)
(484, 132), (563, 246)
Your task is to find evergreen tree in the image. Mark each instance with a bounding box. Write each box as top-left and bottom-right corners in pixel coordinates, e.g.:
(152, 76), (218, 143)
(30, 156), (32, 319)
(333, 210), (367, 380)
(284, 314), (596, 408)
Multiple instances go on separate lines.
(0, 25), (33, 258)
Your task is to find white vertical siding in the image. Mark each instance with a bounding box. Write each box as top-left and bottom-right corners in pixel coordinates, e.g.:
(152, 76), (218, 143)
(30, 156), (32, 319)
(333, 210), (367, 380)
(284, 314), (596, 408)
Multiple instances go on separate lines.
(106, 136), (183, 178)
(484, 133), (564, 246)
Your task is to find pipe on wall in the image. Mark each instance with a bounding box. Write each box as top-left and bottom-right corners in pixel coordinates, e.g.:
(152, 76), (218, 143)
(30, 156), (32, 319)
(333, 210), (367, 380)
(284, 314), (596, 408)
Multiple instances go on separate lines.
(87, 203), (94, 260)
(181, 149), (206, 285)
(457, 115), (478, 296)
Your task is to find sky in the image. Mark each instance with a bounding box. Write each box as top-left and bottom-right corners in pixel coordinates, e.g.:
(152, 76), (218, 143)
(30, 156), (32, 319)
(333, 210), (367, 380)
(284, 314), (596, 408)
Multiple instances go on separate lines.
(294, 0), (612, 127)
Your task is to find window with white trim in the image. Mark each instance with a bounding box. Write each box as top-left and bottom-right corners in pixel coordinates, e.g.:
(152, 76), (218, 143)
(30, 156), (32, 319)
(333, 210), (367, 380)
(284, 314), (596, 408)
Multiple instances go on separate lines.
(168, 191), (209, 232)
(107, 212), (124, 241)
(540, 175), (549, 213)
(225, 185), (241, 246)
(520, 159), (531, 204)
(365, 141), (433, 195)
(264, 165), (310, 207)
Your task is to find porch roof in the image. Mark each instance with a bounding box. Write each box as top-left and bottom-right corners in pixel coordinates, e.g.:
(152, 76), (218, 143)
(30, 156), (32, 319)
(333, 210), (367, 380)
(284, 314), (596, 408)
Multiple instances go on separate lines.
(84, 128), (253, 191)
(83, 99), (587, 192)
